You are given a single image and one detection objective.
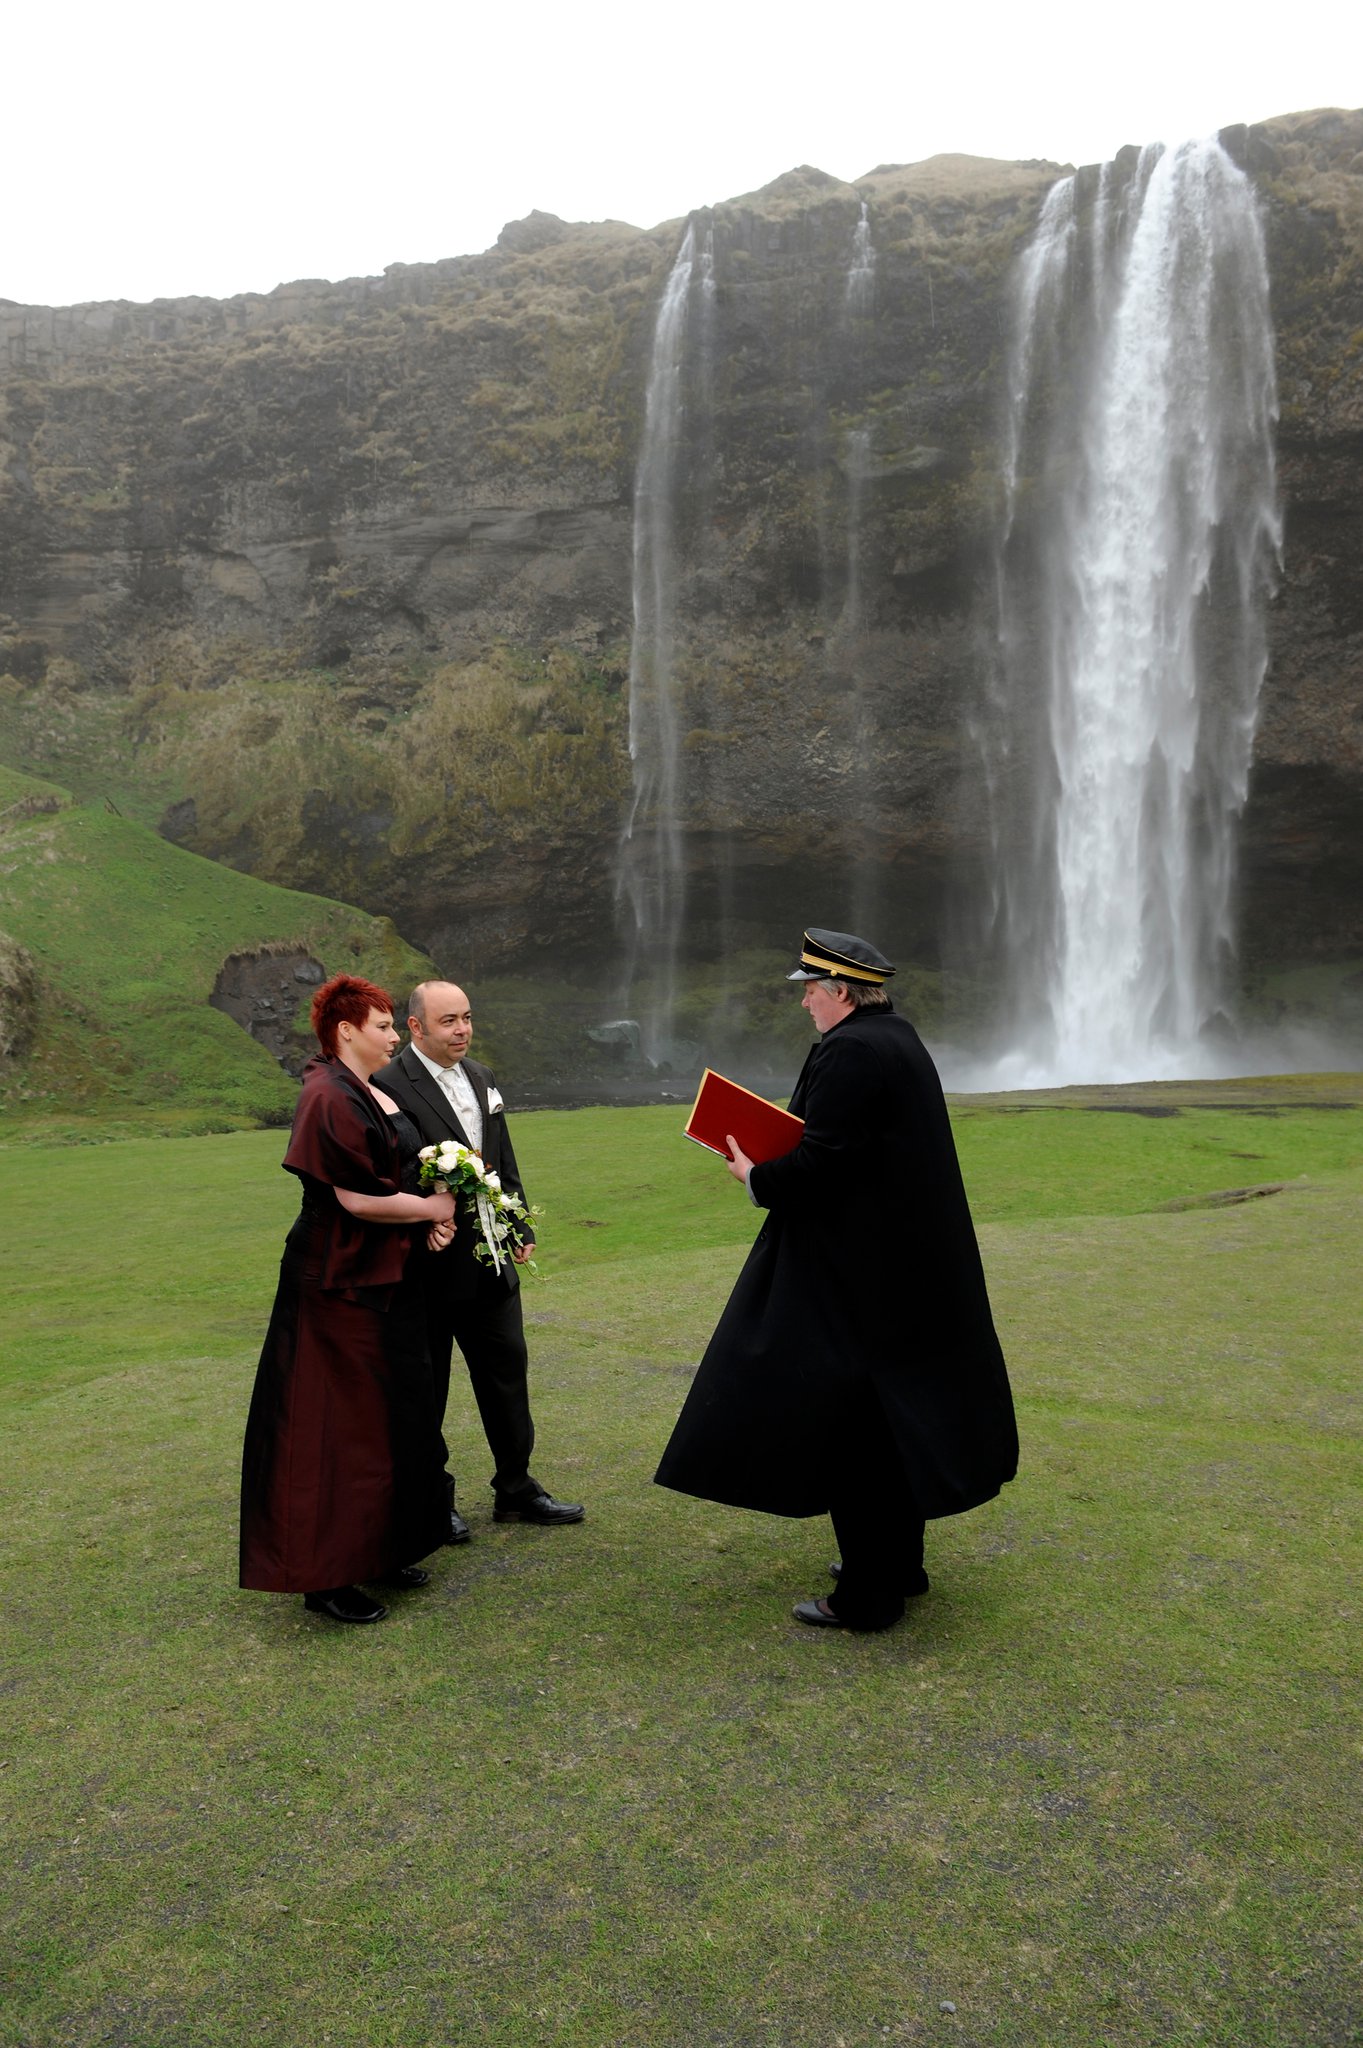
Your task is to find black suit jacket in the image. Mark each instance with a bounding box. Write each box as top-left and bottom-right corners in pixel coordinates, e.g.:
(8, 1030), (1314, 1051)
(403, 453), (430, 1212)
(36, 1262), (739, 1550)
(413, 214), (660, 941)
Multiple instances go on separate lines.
(374, 1045), (534, 1303)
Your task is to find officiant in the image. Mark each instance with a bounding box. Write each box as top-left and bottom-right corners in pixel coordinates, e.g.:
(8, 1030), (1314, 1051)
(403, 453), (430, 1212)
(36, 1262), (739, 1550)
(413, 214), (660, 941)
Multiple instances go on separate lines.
(655, 928), (1017, 1631)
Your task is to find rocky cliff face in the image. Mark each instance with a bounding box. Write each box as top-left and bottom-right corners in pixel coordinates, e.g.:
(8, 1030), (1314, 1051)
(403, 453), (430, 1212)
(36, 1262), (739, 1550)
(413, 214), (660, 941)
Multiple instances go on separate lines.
(1, 111), (1360, 1033)
(1244, 114), (1363, 976)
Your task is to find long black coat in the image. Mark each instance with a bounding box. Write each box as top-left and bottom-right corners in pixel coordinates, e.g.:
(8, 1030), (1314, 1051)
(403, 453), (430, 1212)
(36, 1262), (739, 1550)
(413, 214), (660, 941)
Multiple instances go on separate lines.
(655, 1006), (1017, 1520)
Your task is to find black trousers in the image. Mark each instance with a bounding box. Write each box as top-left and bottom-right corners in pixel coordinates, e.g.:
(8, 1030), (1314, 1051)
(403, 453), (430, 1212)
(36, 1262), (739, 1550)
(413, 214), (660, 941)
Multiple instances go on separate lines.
(825, 1391), (926, 1631)
(428, 1286), (537, 1499)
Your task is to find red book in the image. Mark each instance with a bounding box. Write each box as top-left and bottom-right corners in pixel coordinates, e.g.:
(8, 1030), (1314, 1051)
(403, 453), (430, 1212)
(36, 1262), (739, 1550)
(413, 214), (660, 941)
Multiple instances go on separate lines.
(683, 1068), (804, 1164)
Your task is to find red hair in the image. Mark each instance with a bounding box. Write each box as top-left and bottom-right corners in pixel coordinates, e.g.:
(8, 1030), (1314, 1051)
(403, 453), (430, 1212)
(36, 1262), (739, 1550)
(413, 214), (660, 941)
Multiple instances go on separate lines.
(310, 973), (394, 1056)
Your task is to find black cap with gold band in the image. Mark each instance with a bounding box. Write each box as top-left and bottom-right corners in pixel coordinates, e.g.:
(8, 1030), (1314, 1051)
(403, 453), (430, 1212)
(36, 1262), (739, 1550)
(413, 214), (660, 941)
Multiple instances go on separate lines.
(787, 927), (896, 984)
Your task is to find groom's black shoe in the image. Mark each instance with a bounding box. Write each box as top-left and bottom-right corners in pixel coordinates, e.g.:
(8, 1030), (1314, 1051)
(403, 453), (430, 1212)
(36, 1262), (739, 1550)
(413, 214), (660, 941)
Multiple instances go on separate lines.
(446, 1507), (472, 1545)
(493, 1488), (585, 1525)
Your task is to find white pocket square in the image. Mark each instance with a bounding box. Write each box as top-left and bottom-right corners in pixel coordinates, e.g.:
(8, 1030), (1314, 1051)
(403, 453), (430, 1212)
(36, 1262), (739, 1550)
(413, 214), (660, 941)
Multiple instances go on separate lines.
(487, 1088), (505, 1113)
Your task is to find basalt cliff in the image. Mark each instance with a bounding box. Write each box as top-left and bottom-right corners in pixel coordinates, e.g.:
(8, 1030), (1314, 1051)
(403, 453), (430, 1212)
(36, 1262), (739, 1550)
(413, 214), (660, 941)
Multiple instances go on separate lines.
(1, 108), (1360, 1062)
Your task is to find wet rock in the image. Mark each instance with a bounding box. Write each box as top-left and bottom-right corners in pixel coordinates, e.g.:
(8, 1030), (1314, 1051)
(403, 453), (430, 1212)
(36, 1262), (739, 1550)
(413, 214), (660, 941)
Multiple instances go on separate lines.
(209, 949), (326, 1073)
(160, 796), (197, 842)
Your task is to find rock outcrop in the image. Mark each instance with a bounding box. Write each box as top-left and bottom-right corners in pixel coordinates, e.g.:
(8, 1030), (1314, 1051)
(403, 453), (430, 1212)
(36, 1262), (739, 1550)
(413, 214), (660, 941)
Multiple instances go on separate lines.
(0, 930), (38, 1058)
(0, 109), (1360, 1014)
(209, 947), (326, 1074)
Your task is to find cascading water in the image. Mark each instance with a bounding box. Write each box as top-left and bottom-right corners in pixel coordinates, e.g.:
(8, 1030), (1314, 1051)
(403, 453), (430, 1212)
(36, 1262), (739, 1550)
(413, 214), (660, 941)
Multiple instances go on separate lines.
(695, 225), (718, 417)
(838, 202), (879, 931)
(845, 200), (876, 319)
(616, 223), (700, 1064)
(840, 202), (876, 634)
(984, 138), (1281, 1085)
(841, 425), (871, 634)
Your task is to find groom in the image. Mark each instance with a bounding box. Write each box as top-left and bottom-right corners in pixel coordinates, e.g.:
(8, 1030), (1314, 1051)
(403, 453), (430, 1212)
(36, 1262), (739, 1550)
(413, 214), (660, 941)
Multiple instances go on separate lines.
(376, 980), (584, 1540)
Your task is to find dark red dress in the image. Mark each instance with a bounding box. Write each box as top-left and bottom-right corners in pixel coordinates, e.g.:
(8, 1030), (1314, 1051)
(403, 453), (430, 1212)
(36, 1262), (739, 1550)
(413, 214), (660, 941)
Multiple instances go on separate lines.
(239, 1056), (447, 1593)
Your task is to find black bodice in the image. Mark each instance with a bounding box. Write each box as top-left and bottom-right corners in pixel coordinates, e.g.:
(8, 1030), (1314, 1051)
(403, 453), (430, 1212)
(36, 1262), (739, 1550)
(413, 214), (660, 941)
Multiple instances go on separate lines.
(389, 1107), (426, 1196)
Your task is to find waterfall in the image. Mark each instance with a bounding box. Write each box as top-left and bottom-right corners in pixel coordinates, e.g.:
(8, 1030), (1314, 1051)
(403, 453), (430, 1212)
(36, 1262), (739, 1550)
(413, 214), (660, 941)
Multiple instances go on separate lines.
(696, 225), (717, 397)
(836, 202), (879, 930)
(840, 202), (876, 631)
(845, 417), (878, 935)
(617, 223), (700, 1065)
(845, 200), (876, 319)
(841, 426), (871, 634)
(985, 138), (1281, 1084)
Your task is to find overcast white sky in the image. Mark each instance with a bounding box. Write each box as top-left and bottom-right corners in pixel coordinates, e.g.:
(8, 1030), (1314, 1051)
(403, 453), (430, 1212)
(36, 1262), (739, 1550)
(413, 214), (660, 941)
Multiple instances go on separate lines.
(8, 0), (1360, 308)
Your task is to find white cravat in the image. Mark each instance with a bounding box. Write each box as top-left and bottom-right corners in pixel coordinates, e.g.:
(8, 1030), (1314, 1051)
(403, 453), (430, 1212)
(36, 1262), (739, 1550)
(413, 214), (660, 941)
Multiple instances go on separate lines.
(411, 1044), (483, 1151)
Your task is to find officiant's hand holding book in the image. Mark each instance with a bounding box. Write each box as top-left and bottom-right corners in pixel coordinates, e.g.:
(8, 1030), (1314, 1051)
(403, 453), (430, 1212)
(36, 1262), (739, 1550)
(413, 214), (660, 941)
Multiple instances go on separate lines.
(683, 1069), (804, 1168)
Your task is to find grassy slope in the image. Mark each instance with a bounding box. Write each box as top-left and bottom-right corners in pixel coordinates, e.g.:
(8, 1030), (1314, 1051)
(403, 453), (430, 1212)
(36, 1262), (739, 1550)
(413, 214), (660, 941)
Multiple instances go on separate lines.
(0, 764), (431, 1138)
(2, 1092), (1361, 2047)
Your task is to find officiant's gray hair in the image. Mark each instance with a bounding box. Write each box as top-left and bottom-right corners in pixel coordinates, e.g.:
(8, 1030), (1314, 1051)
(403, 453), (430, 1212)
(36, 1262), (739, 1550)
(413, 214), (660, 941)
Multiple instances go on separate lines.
(826, 978), (891, 1011)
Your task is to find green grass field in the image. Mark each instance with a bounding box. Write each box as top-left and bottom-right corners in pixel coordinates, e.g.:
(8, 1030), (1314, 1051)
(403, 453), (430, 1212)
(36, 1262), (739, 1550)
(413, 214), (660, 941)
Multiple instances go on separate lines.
(3, 1085), (1361, 2047)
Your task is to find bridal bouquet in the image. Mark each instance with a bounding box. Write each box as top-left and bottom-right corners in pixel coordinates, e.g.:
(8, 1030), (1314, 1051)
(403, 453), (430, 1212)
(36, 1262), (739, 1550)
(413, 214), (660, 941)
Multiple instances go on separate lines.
(417, 1140), (538, 1274)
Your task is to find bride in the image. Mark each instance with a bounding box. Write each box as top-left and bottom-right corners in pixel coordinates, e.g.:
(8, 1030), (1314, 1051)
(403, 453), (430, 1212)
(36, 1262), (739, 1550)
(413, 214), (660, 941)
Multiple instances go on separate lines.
(238, 973), (455, 1623)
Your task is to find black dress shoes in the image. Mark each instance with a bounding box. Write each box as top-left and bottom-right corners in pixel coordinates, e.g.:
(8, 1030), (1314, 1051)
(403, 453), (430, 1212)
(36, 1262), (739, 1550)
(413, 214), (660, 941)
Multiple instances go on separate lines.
(446, 1508), (471, 1545)
(793, 1598), (847, 1628)
(492, 1488), (585, 1525)
(376, 1565), (430, 1589)
(303, 1586), (388, 1624)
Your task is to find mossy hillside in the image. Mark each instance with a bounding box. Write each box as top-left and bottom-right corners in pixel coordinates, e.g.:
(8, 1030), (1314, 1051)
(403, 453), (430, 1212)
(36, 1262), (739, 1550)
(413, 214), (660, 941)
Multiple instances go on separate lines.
(0, 765), (432, 1137)
(0, 669), (186, 831)
(0, 737), (925, 1105)
(0, 763), (819, 1125)
(1, 641), (962, 1029)
(0, 646), (631, 925)
(0, 759), (69, 808)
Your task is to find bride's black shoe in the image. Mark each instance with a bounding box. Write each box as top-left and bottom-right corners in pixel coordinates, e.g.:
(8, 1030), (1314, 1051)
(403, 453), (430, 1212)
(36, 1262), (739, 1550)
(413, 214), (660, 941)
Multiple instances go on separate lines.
(303, 1586), (388, 1623)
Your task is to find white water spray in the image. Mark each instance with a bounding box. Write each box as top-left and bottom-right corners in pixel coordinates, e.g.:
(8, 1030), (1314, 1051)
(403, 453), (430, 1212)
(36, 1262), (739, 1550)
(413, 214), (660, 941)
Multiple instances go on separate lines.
(986, 139), (1281, 1084)
(617, 224), (700, 1060)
